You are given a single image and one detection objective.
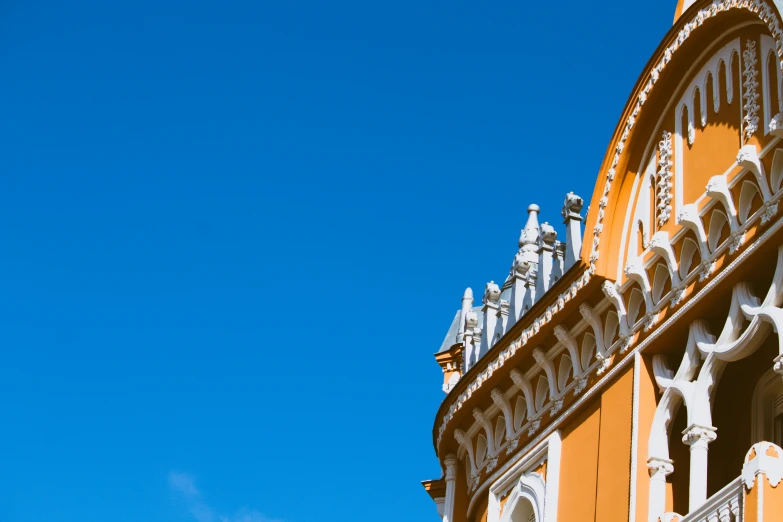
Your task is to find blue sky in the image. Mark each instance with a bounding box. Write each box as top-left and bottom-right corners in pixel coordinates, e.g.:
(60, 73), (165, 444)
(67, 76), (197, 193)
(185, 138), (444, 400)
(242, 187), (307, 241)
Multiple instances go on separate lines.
(0, 2), (673, 521)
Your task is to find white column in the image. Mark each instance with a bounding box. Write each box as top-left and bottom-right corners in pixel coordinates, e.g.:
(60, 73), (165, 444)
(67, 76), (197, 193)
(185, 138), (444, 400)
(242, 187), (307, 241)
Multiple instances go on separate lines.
(442, 454), (458, 522)
(647, 457), (674, 522)
(682, 425), (717, 512)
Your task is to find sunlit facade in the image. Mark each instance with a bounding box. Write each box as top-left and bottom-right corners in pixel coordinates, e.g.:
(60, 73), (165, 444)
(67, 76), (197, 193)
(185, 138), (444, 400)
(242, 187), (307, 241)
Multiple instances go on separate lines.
(423, 2), (783, 521)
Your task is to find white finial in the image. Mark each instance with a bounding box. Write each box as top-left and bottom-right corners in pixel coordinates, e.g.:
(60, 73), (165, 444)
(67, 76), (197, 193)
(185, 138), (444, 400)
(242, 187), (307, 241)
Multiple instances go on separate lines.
(484, 281), (500, 304)
(463, 287), (473, 300)
(540, 222), (557, 245)
(518, 203), (541, 251)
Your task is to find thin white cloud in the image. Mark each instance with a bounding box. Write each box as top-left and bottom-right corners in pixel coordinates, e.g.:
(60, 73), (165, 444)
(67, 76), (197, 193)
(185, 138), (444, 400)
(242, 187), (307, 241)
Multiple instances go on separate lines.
(168, 471), (281, 522)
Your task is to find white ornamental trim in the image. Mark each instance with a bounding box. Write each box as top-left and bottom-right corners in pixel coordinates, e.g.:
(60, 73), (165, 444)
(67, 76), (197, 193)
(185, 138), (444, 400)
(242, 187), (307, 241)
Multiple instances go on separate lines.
(435, 0), (783, 448)
(743, 39), (762, 141)
(657, 131), (674, 228)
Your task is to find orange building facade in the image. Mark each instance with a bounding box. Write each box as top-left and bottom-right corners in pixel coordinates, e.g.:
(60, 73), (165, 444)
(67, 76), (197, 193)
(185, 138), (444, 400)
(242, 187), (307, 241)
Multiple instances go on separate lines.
(423, 2), (783, 521)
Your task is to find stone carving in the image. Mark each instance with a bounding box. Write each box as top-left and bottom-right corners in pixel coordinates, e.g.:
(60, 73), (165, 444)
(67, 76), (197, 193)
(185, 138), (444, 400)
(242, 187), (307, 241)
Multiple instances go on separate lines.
(773, 354), (783, 377)
(562, 192), (584, 220)
(682, 425), (717, 447)
(729, 231), (745, 254)
(670, 288), (685, 308)
(656, 131), (673, 227)
(763, 202), (779, 224)
(770, 112), (783, 136)
(596, 353), (613, 375)
(647, 457), (675, 478)
(444, 454), (459, 481)
(742, 39), (760, 141)
(527, 420), (540, 436)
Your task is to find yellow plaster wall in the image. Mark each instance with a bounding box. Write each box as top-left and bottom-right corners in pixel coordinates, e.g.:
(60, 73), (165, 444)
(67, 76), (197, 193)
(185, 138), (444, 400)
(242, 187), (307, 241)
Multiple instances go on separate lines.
(557, 367), (634, 522)
(762, 480), (783, 521)
(595, 367), (634, 522)
(558, 402), (601, 522)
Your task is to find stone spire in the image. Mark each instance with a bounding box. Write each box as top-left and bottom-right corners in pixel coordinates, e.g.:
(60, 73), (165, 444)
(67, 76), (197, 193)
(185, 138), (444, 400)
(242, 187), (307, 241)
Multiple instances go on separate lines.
(457, 287), (473, 344)
(519, 204), (541, 265)
(509, 205), (540, 327)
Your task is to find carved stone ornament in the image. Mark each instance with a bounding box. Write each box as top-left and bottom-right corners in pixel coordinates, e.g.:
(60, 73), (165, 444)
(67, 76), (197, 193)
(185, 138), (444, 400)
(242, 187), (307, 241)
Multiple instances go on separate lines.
(670, 287), (685, 308)
(682, 425), (718, 447)
(601, 280), (621, 301)
(561, 192), (584, 221)
(444, 455), (459, 481)
(699, 261), (716, 282)
(656, 131), (674, 227)
(742, 39), (761, 142)
(647, 457), (675, 478)
(729, 231), (745, 254)
(596, 353), (613, 375)
(774, 354), (783, 377)
(643, 312), (657, 332)
(527, 420), (541, 436)
(770, 112), (783, 136)
(763, 201), (779, 224)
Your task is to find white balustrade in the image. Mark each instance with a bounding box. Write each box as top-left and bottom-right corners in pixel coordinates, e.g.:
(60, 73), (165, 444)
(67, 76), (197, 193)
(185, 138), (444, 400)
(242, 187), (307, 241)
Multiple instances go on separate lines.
(679, 476), (743, 522)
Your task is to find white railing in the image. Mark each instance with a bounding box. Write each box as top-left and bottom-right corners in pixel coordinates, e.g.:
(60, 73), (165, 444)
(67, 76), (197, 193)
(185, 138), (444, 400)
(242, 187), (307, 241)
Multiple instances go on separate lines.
(680, 476), (743, 522)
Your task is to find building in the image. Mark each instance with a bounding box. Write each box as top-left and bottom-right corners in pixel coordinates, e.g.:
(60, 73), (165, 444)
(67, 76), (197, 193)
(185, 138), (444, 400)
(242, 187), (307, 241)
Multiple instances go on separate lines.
(422, 2), (783, 521)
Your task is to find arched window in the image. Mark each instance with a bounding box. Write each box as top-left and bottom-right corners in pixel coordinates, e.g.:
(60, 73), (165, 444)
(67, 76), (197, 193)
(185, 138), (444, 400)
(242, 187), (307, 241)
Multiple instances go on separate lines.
(488, 431), (561, 522)
(752, 369), (783, 446)
(508, 497), (536, 522)
(498, 473), (545, 522)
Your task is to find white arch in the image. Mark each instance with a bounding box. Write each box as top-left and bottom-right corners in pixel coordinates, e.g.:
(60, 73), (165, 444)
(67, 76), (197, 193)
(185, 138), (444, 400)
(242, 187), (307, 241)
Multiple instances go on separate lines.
(557, 355), (573, 392)
(679, 237), (700, 279)
(581, 333), (596, 372)
(707, 209), (729, 252)
(738, 180), (761, 225)
(498, 473), (546, 522)
(652, 263), (672, 305)
(628, 288), (645, 327)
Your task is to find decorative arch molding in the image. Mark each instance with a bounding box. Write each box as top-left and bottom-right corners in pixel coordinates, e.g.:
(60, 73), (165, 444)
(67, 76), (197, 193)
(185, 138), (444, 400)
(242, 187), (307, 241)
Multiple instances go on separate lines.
(486, 432), (561, 522)
(497, 474), (544, 522)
